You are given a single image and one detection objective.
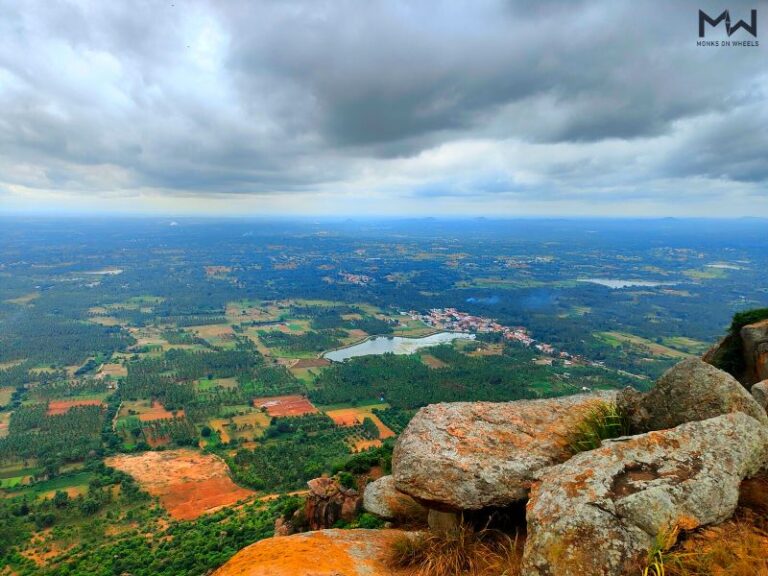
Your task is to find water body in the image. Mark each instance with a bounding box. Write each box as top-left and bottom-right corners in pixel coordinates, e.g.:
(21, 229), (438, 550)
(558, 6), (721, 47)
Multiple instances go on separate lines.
(578, 278), (669, 289)
(324, 332), (475, 362)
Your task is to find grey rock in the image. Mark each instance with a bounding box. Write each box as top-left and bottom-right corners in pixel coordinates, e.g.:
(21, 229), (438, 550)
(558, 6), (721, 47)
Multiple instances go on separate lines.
(751, 380), (768, 411)
(363, 475), (427, 522)
(617, 357), (768, 432)
(522, 412), (768, 576)
(392, 391), (617, 510)
(741, 320), (768, 385)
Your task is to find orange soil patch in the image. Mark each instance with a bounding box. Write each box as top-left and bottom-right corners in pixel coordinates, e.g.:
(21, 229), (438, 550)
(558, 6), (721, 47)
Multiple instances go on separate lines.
(47, 399), (103, 416)
(253, 395), (318, 417)
(325, 409), (395, 439)
(353, 438), (383, 452)
(421, 354), (448, 368)
(135, 400), (184, 422)
(293, 358), (330, 369)
(105, 449), (255, 520)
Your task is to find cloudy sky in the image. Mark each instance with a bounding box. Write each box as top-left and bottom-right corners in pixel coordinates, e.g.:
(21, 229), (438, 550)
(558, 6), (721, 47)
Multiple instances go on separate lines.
(0, 0), (766, 217)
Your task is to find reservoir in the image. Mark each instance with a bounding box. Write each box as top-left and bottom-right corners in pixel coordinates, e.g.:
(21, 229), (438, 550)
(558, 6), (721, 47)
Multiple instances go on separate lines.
(578, 278), (669, 289)
(324, 332), (476, 362)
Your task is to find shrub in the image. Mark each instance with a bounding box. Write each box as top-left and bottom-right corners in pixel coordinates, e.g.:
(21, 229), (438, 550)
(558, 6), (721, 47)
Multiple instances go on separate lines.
(387, 524), (522, 576)
(566, 402), (630, 454)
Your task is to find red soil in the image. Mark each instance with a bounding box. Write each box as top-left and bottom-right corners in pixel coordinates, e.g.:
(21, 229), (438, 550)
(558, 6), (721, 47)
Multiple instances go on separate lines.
(253, 394), (318, 417)
(47, 399), (103, 416)
(105, 449), (255, 520)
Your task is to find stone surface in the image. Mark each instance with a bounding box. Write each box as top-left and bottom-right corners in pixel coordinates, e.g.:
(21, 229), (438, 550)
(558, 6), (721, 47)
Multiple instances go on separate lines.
(427, 509), (461, 532)
(304, 477), (361, 531)
(363, 475), (427, 522)
(522, 412), (768, 576)
(618, 358), (768, 432)
(751, 380), (768, 411)
(392, 391), (616, 510)
(212, 529), (408, 576)
(741, 319), (768, 385)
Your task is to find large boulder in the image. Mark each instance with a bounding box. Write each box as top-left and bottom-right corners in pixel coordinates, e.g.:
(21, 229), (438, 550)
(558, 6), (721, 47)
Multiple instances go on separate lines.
(304, 477), (361, 531)
(212, 529), (408, 576)
(522, 412), (768, 576)
(751, 380), (768, 411)
(741, 319), (768, 385)
(393, 391), (616, 510)
(363, 475), (427, 522)
(618, 358), (768, 432)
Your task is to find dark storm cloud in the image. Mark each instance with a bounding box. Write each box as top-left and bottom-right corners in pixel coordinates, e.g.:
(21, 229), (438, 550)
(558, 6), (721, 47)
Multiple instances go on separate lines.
(0, 0), (765, 210)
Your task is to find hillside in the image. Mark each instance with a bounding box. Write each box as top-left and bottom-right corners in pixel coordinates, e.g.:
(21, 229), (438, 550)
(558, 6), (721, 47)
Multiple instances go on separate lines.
(214, 311), (768, 576)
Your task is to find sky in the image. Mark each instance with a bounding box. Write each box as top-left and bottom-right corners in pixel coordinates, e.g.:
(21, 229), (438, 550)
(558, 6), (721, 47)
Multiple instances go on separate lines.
(0, 0), (766, 217)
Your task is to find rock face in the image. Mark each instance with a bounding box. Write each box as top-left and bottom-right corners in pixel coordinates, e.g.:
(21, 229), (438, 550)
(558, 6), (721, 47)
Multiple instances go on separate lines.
(741, 319), (768, 385)
(522, 412), (768, 576)
(751, 380), (768, 411)
(363, 475), (427, 522)
(304, 477), (361, 531)
(618, 358), (768, 432)
(212, 529), (407, 576)
(393, 392), (616, 510)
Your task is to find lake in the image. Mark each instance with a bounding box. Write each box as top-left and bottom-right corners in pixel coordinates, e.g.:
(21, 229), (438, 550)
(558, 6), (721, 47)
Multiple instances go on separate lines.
(324, 332), (476, 362)
(578, 278), (670, 289)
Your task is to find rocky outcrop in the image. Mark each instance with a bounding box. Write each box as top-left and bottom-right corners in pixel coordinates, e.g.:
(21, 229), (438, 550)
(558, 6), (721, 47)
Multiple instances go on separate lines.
(522, 412), (768, 576)
(212, 529), (408, 576)
(392, 392), (616, 510)
(751, 380), (768, 411)
(304, 477), (361, 531)
(741, 319), (768, 385)
(618, 358), (768, 432)
(363, 475), (427, 522)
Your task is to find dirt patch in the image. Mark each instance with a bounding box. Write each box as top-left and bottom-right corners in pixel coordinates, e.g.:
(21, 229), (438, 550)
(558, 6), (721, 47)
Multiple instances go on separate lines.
(253, 395), (318, 417)
(138, 400), (184, 422)
(421, 354), (448, 368)
(352, 438), (383, 452)
(293, 358), (331, 369)
(97, 363), (127, 378)
(326, 407), (395, 439)
(47, 399), (103, 416)
(105, 449), (255, 520)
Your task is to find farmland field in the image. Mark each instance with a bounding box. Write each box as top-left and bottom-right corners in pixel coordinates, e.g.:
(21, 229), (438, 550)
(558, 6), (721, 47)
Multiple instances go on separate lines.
(105, 449), (255, 520)
(253, 394), (318, 417)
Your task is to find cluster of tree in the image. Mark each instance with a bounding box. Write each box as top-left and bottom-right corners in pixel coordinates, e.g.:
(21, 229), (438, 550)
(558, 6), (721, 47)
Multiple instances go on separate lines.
(257, 329), (346, 354)
(311, 344), (635, 409)
(0, 316), (134, 366)
(372, 407), (414, 434)
(0, 404), (105, 465)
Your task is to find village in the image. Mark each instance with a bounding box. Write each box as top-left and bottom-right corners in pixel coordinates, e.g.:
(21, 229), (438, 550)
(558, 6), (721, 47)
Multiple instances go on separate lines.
(407, 307), (594, 367)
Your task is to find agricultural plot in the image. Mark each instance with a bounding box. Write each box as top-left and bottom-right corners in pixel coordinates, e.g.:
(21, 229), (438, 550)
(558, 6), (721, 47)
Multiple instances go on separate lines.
(0, 386), (14, 406)
(184, 323), (236, 347)
(0, 412), (10, 438)
(105, 449), (255, 520)
(325, 404), (395, 439)
(96, 362), (127, 378)
(596, 331), (691, 359)
(253, 394), (318, 417)
(208, 409), (270, 443)
(119, 399), (184, 422)
(47, 398), (104, 416)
